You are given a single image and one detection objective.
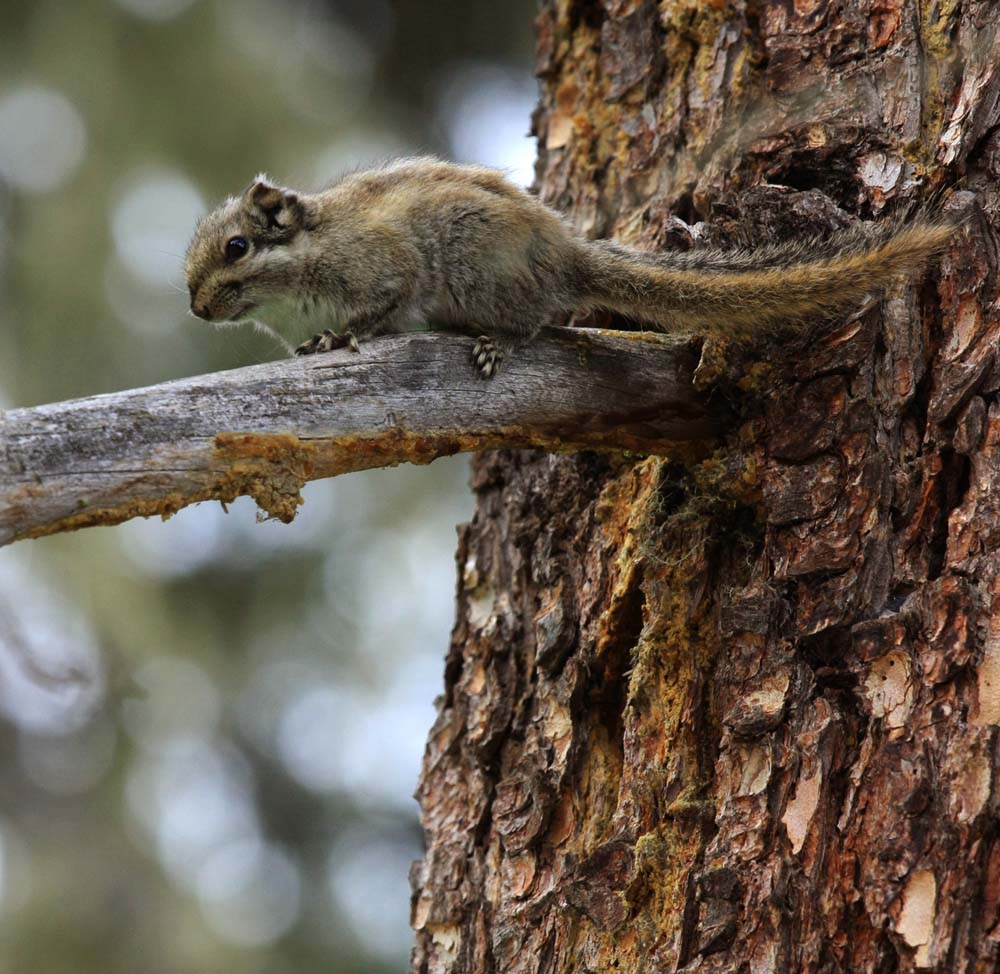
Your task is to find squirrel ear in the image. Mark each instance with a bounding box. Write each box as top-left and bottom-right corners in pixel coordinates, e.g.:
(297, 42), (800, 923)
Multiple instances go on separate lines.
(243, 176), (303, 231)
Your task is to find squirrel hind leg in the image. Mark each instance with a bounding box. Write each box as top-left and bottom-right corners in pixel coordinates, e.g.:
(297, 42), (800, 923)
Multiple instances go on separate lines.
(472, 335), (520, 379)
(469, 304), (555, 378)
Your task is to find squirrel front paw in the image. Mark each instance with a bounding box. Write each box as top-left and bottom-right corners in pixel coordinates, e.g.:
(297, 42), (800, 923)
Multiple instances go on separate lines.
(295, 329), (361, 356)
(472, 336), (504, 379)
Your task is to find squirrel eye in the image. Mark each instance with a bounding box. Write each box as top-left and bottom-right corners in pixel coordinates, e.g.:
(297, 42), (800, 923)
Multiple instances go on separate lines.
(225, 236), (248, 261)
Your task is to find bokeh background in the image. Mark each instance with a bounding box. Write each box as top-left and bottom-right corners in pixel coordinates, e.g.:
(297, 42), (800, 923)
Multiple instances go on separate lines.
(0, 2), (536, 971)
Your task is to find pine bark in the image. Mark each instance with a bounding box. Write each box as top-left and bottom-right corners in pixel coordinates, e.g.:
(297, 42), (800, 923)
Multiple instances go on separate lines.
(412, 4), (1000, 973)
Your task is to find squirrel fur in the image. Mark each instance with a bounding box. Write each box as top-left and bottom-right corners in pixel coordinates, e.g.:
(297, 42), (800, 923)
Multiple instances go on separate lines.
(184, 157), (953, 377)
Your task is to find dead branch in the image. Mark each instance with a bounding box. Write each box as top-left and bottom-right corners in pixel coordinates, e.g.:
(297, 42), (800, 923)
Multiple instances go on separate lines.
(0, 327), (724, 547)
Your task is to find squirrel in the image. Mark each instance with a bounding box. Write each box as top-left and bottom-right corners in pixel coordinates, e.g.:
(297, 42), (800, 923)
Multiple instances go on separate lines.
(184, 157), (954, 378)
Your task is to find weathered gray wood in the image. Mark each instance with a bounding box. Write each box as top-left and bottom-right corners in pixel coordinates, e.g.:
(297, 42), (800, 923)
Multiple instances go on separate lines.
(0, 327), (722, 547)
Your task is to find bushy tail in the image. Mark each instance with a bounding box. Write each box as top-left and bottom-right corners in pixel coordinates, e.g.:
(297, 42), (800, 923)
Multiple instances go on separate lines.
(579, 219), (955, 338)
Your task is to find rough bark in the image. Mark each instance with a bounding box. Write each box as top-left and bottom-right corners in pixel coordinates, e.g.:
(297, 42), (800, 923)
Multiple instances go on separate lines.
(412, 5), (999, 974)
(0, 329), (718, 546)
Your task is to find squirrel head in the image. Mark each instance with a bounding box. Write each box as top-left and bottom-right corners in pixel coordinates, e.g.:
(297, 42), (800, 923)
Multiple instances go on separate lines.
(185, 175), (313, 322)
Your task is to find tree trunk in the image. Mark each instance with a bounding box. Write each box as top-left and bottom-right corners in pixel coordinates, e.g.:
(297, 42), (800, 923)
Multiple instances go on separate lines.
(412, 5), (999, 973)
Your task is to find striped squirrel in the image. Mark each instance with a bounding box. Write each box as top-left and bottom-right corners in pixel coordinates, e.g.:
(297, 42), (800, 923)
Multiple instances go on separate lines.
(184, 157), (953, 377)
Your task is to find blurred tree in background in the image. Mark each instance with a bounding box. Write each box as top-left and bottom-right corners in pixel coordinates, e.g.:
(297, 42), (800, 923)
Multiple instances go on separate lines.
(0, 1), (536, 971)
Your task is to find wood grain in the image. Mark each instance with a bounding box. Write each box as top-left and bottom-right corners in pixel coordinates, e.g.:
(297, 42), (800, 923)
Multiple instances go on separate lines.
(0, 327), (721, 547)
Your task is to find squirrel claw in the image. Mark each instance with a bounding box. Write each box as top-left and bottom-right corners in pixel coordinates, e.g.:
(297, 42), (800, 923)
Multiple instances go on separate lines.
(472, 336), (503, 379)
(295, 329), (360, 356)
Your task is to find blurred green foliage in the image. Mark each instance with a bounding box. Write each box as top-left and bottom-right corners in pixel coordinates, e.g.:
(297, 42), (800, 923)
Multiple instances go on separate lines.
(0, 2), (535, 971)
